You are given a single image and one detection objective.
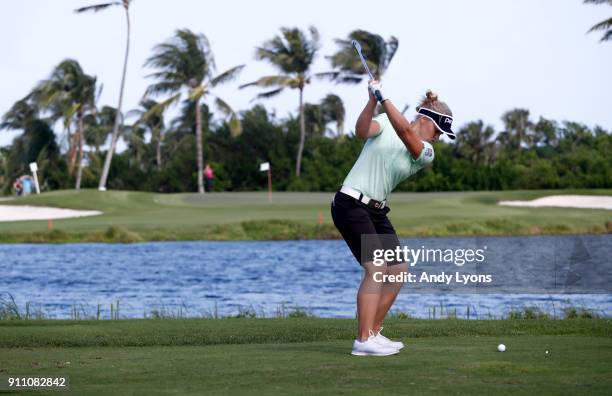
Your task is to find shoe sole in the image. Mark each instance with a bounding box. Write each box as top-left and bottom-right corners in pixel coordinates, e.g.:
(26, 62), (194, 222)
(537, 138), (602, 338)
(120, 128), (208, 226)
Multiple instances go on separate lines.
(351, 349), (400, 356)
(374, 341), (405, 350)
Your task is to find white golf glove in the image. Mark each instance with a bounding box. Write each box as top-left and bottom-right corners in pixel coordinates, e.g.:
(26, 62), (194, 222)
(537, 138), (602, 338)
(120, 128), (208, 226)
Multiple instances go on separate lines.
(368, 80), (386, 103)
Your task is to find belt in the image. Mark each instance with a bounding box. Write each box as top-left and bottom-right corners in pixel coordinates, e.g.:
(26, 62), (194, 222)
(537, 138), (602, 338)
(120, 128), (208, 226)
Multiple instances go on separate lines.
(339, 186), (387, 209)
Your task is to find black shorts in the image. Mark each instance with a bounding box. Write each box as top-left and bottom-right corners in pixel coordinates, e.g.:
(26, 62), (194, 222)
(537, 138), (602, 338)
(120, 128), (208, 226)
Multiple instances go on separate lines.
(331, 191), (403, 266)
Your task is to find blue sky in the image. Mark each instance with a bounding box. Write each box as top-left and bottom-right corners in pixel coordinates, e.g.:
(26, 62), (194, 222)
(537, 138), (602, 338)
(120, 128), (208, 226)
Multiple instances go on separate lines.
(1, 0), (610, 148)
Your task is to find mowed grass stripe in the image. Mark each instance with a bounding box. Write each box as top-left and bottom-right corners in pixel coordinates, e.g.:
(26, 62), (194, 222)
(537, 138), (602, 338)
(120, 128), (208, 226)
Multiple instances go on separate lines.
(0, 318), (610, 348)
(1, 336), (611, 395)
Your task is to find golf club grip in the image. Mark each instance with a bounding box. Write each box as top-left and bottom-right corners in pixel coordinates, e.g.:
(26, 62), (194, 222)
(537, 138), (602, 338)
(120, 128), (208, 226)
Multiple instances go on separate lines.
(373, 90), (383, 102)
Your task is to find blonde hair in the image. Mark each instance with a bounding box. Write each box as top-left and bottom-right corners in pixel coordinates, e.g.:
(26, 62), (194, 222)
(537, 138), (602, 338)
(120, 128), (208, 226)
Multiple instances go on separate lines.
(416, 90), (452, 117)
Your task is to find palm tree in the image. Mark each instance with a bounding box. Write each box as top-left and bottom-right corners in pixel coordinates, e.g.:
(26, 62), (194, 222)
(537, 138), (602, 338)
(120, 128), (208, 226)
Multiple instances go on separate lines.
(323, 30), (399, 83)
(164, 101), (213, 166)
(124, 124), (147, 169)
(533, 117), (559, 147)
(0, 99), (37, 131)
(1, 100), (59, 191)
(35, 91), (78, 166)
(303, 103), (325, 136)
(240, 26), (320, 177)
(75, 0), (132, 191)
(456, 121), (495, 165)
(0, 120), (59, 193)
(584, 0), (612, 42)
(499, 109), (533, 151)
(320, 94), (345, 136)
(129, 99), (166, 170)
(304, 94), (346, 137)
(171, 100), (212, 136)
(144, 29), (244, 193)
(84, 106), (116, 154)
(32, 59), (97, 189)
(83, 114), (102, 154)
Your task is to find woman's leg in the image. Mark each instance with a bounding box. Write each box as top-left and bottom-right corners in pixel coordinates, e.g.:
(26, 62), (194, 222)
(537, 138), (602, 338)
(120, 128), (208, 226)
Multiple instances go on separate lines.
(357, 260), (387, 341)
(331, 193), (381, 341)
(371, 212), (407, 333)
(373, 262), (408, 333)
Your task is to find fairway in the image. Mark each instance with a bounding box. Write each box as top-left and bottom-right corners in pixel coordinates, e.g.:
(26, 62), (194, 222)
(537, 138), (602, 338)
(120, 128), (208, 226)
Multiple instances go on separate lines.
(0, 318), (610, 395)
(0, 189), (610, 242)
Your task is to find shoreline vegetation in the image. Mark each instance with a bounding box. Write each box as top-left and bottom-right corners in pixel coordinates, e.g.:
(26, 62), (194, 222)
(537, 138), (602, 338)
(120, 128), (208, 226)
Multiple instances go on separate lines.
(0, 189), (611, 243)
(1, 220), (611, 244)
(0, 290), (604, 322)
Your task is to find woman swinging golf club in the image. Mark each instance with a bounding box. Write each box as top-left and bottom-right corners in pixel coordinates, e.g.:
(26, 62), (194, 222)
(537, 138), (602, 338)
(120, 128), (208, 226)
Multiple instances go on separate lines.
(331, 80), (455, 356)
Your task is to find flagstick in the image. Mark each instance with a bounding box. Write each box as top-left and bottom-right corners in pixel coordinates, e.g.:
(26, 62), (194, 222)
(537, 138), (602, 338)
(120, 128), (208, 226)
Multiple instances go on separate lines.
(267, 168), (272, 203)
(29, 162), (40, 194)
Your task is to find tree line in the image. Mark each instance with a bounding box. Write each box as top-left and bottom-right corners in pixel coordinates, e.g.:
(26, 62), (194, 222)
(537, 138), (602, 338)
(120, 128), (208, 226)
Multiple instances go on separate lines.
(1, 1), (610, 194)
(2, 99), (610, 194)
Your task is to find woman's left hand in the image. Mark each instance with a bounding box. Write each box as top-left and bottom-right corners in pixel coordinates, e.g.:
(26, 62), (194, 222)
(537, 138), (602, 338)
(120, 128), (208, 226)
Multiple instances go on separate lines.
(368, 80), (386, 103)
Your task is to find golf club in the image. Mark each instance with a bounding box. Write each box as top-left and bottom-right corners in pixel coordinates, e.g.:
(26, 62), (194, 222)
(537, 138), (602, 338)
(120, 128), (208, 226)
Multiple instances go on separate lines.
(351, 39), (383, 102)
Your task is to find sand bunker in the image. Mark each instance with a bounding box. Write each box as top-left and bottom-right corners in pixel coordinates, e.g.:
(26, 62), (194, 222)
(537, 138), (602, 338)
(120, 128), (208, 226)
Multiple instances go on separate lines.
(0, 205), (102, 222)
(499, 195), (612, 210)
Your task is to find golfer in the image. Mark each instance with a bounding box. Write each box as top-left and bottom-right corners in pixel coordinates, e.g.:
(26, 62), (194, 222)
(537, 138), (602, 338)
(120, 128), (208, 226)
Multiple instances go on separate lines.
(331, 80), (455, 356)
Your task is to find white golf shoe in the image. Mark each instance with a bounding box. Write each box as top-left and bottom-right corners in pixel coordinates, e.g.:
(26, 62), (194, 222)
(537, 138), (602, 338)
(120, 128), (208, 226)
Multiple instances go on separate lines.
(351, 331), (400, 356)
(372, 327), (405, 350)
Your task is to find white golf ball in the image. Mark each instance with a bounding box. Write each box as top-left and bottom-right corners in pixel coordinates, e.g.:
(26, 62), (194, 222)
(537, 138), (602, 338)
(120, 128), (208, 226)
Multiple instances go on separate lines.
(497, 344), (506, 352)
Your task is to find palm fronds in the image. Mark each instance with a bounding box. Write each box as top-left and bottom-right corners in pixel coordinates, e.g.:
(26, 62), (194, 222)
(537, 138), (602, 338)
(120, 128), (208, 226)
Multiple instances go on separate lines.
(1, 99), (37, 131)
(584, 0), (612, 41)
(210, 65), (245, 87)
(583, 0), (612, 5)
(214, 97), (242, 136)
(255, 26), (319, 74)
(239, 75), (294, 89)
(74, 2), (121, 13)
(327, 30), (399, 82)
(587, 17), (612, 41)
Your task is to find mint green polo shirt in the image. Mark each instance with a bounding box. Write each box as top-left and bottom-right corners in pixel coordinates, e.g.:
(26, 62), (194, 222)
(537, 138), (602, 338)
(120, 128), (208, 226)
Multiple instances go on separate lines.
(342, 113), (435, 201)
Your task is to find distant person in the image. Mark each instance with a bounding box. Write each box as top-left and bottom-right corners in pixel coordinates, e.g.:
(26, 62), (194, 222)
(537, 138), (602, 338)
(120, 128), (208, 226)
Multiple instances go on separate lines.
(21, 176), (33, 195)
(13, 179), (23, 196)
(331, 81), (455, 356)
(204, 164), (214, 192)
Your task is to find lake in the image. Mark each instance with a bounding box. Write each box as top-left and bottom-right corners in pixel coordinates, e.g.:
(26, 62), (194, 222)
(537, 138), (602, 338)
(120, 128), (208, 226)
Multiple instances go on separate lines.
(1, 235), (611, 319)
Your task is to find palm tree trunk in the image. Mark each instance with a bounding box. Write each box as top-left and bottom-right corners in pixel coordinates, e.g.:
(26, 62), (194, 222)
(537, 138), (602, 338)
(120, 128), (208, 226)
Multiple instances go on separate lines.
(75, 113), (85, 190)
(68, 131), (79, 176)
(156, 129), (162, 171)
(67, 125), (78, 176)
(195, 96), (204, 194)
(98, 7), (130, 191)
(295, 87), (306, 177)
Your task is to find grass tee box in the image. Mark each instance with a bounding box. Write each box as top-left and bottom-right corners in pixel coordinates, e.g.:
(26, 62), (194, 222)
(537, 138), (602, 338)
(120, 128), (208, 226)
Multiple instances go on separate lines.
(0, 318), (611, 395)
(0, 189), (610, 242)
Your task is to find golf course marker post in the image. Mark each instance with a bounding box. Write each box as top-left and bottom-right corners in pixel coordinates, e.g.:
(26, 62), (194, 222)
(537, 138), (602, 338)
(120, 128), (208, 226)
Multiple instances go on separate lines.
(29, 162), (40, 194)
(260, 162), (272, 202)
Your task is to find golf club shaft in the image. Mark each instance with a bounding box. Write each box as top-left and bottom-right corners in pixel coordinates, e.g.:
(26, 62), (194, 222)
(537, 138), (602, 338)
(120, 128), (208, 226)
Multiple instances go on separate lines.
(351, 40), (382, 102)
(357, 53), (374, 81)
